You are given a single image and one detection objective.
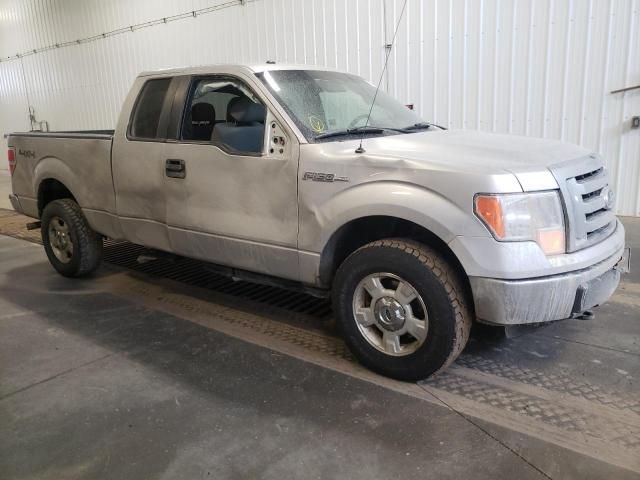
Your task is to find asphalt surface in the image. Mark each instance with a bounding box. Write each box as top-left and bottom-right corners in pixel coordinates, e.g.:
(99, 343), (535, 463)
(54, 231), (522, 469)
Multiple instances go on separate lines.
(0, 205), (638, 478)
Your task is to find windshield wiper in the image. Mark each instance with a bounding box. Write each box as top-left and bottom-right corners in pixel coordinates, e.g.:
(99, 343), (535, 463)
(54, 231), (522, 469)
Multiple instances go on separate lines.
(315, 126), (410, 140)
(401, 122), (448, 131)
(400, 122), (433, 131)
(314, 126), (384, 140)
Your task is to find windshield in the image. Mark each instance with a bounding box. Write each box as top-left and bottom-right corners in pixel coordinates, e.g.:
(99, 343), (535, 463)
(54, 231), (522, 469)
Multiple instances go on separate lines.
(256, 69), (424, 142)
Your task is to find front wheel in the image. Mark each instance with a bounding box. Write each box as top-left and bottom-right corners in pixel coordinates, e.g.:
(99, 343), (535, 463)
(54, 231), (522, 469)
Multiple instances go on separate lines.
(41, 199), (103, 277)
(332, 239), (472, 381)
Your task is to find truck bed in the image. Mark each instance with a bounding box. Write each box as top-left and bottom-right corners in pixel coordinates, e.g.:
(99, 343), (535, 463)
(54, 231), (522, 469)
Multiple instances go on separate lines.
(9, 130), (114, 139)
(8, 130), (116, 221)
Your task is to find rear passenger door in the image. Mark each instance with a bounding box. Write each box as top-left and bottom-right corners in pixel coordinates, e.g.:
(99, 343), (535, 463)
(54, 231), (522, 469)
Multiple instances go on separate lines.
(163, 75), (300, 280)
(112, 75), (178, 251)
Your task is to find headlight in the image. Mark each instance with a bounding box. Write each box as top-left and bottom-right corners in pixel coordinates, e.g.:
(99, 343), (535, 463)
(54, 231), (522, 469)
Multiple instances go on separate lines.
(474, 191), (566, 255)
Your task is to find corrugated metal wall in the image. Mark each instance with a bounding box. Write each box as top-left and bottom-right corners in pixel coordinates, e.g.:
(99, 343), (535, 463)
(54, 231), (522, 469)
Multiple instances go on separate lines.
(0, 0), (638, 215)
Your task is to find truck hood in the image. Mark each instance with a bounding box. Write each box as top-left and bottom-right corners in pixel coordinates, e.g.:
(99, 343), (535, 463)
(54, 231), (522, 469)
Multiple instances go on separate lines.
(327, 129), (592, 190)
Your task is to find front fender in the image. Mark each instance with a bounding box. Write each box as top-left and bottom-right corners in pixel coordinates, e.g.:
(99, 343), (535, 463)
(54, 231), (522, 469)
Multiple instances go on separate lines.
(299, 181), (489, 253)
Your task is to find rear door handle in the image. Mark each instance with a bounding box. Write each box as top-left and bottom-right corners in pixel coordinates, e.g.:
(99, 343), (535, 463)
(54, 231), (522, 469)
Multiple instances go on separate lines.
(165, 159), (186, 179)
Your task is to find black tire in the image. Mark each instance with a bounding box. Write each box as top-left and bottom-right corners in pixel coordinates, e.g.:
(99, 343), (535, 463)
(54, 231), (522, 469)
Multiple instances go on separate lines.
(41, 199), (103, 277)
(332, 239), (472, 381)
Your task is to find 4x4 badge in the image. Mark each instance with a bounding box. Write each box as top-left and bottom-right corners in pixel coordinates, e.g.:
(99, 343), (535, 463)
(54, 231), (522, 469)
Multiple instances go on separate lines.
(18, 149), (36, 159)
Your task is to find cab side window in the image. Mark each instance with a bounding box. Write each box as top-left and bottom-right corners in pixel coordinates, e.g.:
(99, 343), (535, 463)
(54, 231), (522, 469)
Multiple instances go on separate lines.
(129, 78), (172, 139)
(181, 77), (266, 154)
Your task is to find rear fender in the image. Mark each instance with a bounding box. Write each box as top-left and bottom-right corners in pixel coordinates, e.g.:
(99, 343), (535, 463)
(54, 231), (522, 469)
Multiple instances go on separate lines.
(33, 157), (82, 208)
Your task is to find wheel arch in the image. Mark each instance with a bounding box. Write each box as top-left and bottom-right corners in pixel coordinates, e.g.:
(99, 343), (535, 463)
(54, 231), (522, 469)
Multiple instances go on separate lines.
(33, 156), (81, 217)
(37, 178), (77, 217)
(318, 215), (471, 298)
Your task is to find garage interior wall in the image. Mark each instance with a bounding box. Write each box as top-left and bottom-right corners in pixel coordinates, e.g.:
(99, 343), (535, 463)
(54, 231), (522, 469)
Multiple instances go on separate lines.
(0, 0), (638, 215)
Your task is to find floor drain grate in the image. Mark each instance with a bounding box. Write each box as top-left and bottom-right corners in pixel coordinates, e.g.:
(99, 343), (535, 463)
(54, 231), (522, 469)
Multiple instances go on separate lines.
(102, 240), (333, 320)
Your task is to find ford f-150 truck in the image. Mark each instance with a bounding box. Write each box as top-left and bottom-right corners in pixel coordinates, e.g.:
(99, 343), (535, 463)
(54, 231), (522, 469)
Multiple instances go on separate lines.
(7, 64), (629, 381)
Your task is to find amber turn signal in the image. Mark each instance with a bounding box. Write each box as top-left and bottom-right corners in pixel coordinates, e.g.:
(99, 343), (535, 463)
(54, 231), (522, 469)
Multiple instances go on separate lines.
(475, 195), (505, 238)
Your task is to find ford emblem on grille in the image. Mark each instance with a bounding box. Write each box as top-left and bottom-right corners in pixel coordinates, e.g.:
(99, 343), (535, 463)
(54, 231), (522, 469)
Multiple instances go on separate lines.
(603, 187), (615, 210)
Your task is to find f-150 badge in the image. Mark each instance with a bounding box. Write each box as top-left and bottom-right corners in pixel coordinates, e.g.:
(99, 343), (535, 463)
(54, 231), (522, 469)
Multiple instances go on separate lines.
(302, 171), (349, 183)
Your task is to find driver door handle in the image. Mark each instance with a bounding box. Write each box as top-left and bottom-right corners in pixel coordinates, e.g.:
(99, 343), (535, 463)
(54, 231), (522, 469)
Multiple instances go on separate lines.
(165, 159), (186, 179)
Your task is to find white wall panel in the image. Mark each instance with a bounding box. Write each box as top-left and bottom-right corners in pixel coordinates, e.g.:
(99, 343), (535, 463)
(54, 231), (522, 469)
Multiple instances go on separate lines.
(0, 0), (638, 215)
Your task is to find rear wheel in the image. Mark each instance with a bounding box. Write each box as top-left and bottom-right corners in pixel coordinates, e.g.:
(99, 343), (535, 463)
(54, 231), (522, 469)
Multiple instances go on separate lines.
(332, 239), (472, 381)
(41, 199), (103, 277)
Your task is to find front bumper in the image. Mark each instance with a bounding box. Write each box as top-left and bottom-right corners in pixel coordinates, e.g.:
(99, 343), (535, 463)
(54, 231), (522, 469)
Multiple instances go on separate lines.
(470, 243), (628, 325)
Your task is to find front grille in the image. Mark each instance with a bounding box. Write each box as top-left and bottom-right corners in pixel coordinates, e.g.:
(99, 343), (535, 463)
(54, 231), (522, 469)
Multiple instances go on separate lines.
(550, 155), (616, 252)
(586, 223), (611, 240)
(585, 208), (608, 221)
(575, 167), (603, 183)
(582, 188), (603, 201)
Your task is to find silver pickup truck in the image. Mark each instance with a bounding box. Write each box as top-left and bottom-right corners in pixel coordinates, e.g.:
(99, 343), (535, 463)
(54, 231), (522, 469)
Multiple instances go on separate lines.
(7, 64), (629, 381)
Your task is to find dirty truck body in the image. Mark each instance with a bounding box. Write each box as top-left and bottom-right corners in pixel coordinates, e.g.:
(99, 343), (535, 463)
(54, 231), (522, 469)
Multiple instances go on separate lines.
(7, 64), (628, 381)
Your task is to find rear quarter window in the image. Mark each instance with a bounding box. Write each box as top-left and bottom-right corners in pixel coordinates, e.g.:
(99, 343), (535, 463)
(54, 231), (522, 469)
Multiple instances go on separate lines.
(129, 78), (172, 139)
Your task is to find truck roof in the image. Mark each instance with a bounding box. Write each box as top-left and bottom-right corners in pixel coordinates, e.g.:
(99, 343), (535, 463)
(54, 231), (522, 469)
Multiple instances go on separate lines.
(138, 63), (338, 78)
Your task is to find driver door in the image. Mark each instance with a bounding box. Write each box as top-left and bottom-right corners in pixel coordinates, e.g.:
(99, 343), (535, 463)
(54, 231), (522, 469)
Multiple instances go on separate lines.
(163, 75), (300, 280)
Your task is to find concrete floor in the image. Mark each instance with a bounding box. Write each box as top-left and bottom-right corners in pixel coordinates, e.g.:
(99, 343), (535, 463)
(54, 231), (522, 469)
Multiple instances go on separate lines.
(1, 174), (639, 478)
(0, 170), (11, 210)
